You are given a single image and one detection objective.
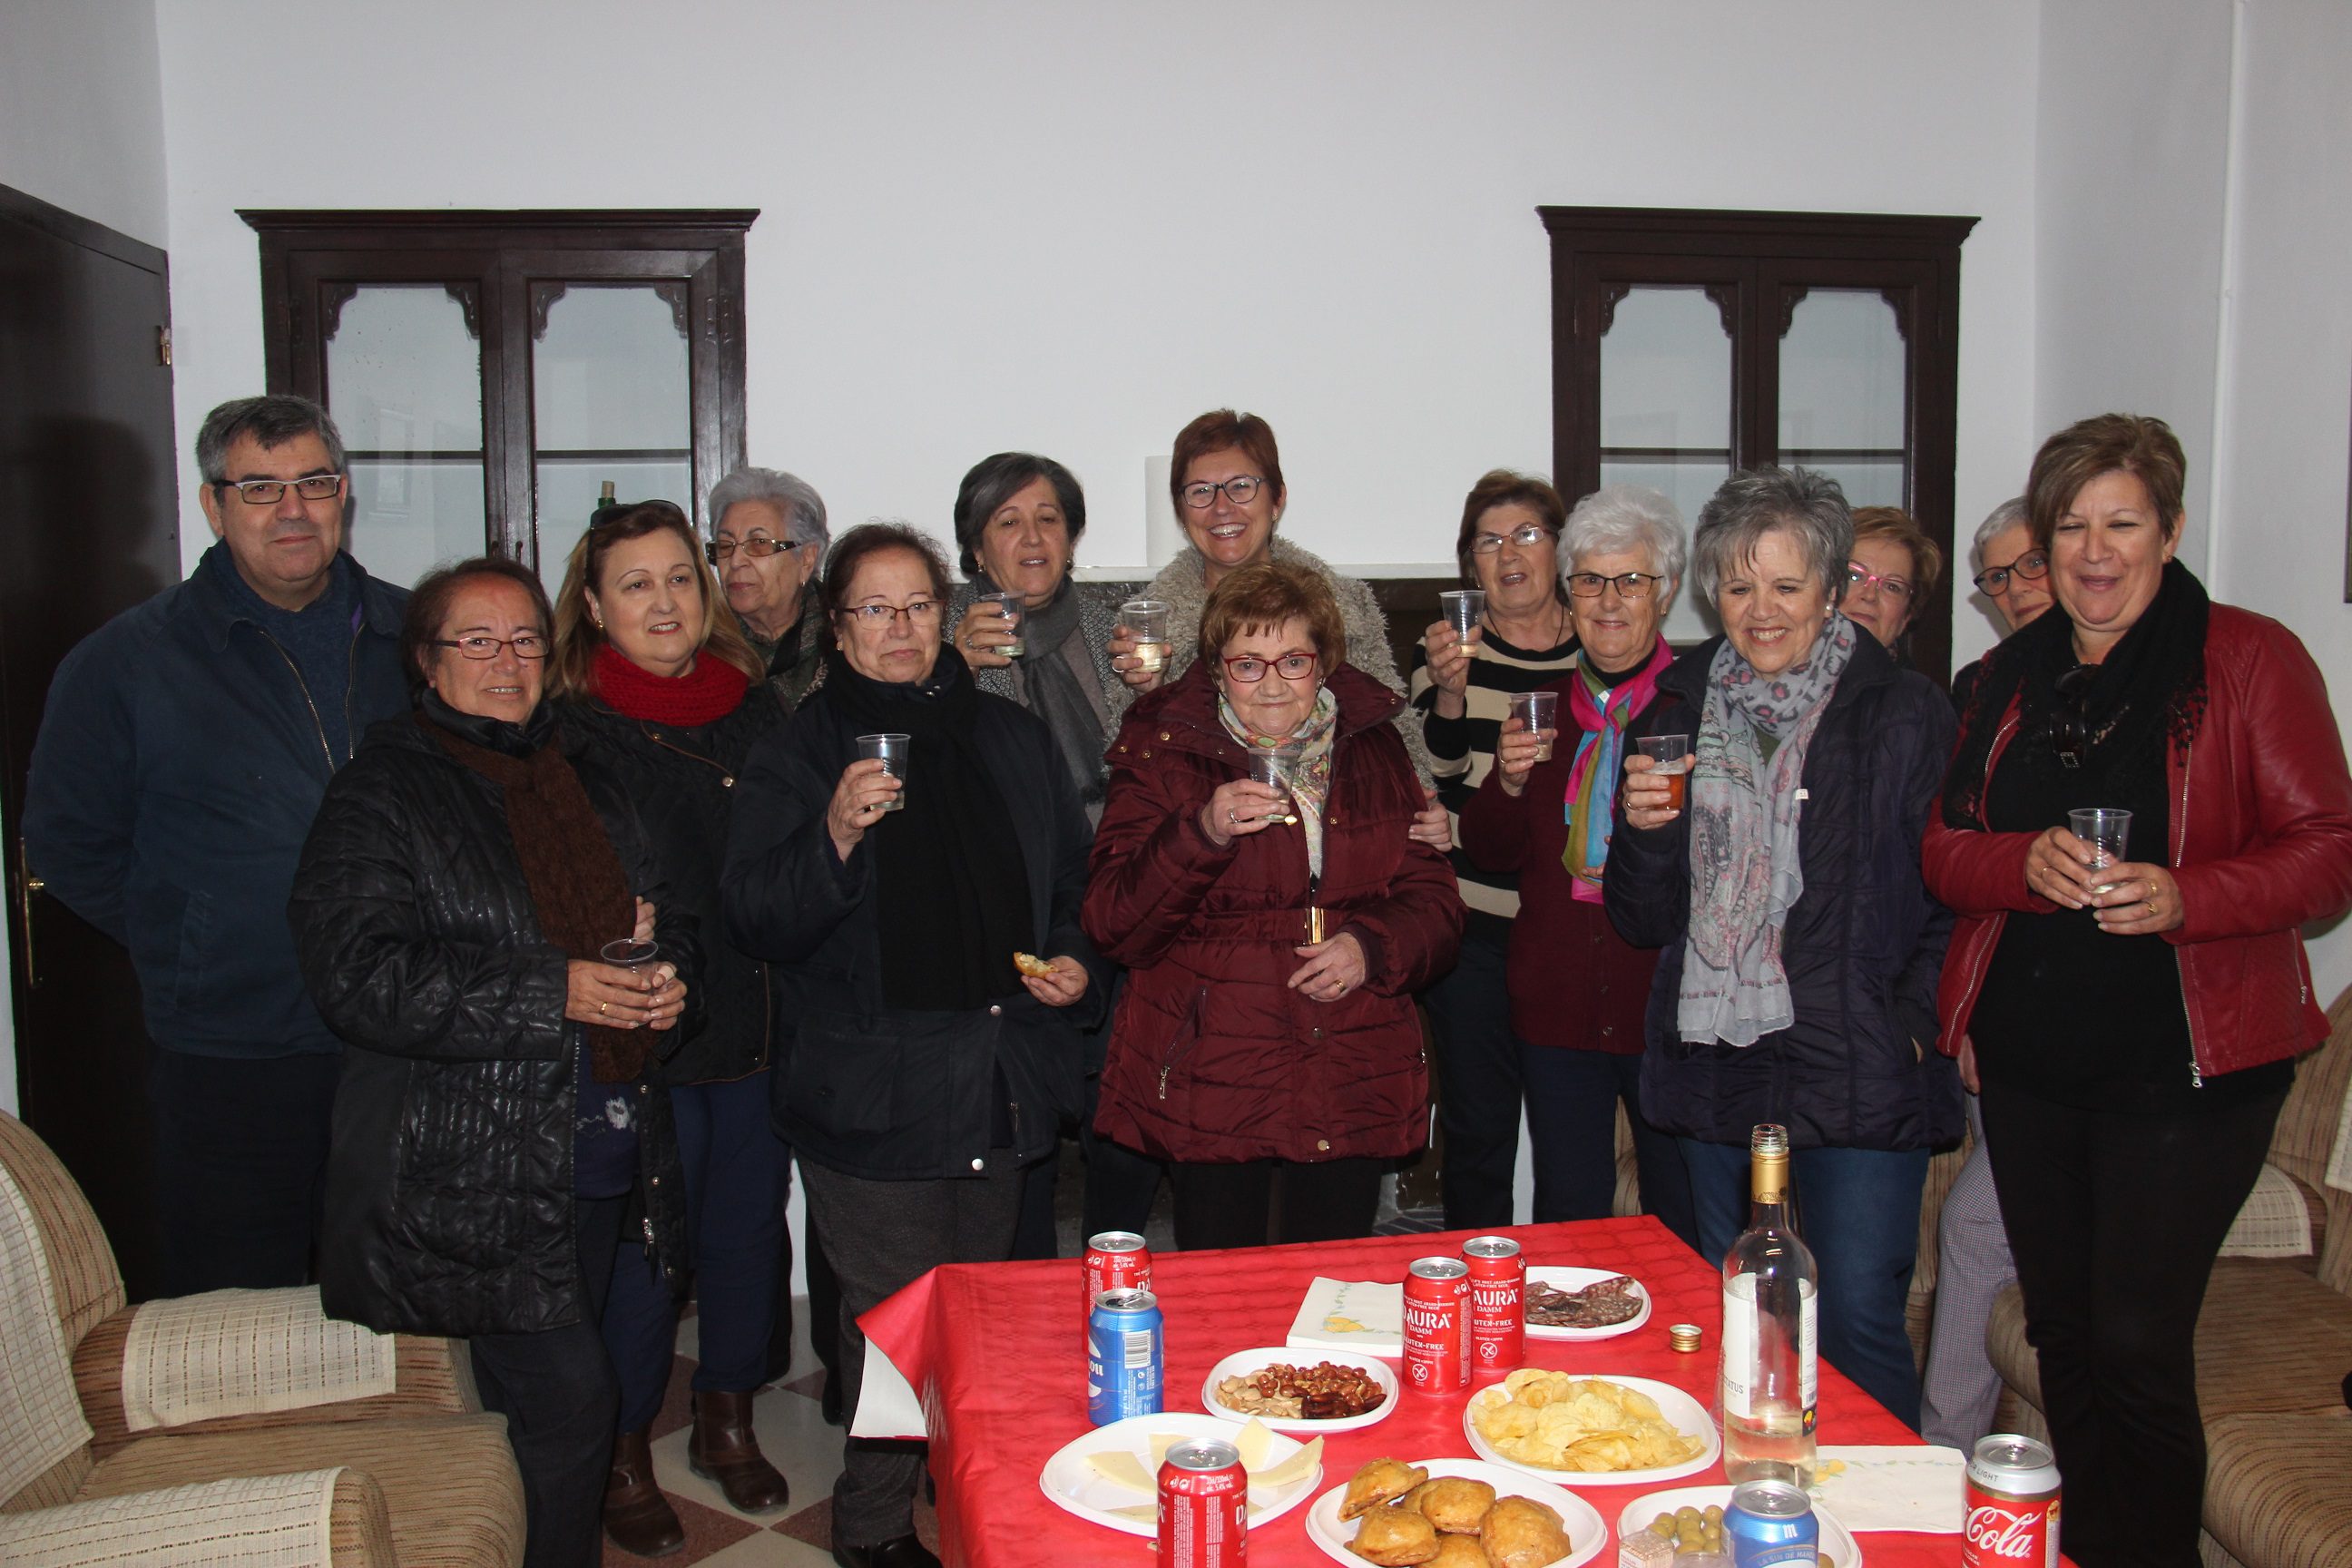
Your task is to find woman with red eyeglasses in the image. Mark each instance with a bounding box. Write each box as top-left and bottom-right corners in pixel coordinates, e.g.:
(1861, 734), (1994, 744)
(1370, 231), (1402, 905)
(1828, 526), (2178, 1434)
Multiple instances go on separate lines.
(1925, 414), (2352, 1566)
(1085, 562), (1465, 1249)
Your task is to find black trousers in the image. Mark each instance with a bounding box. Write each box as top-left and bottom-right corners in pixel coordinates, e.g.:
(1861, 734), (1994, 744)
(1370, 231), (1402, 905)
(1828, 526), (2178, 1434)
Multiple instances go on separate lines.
(1979, 1078), (2286, 1568)
(1425, 925), (1522, 1230)
(801, 1155), (1025, 1547)
(1169, 1156), (1385, 1250)
(148, 1049), (343, 1294)
(470, 1195), (626, 1568)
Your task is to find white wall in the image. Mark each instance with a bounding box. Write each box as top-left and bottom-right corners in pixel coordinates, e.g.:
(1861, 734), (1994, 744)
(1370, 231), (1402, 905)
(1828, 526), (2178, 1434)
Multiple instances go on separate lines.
(0, 0), (168, 247)
(2209, 0), (2352, 1002)
(152, 0), (2042, 638)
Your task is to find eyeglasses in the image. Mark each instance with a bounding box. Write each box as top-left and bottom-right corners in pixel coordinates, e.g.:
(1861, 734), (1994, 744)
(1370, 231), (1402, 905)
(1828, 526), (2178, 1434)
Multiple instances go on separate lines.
(1565, 571), (1662, 599)
(1470, 523), (1554, 554)
(1221, 652), (1318, 682)
(430, 634), (549, 661)
(1181, 475), (1269, 509)
(1972, 549), (2050, 595)
(842, 600), (942, 627)
(707, 535), (802, 565)
(1847, 561), (1915, 601)
(217, 474), (343, 505)
(2051, 662), (2095, 769)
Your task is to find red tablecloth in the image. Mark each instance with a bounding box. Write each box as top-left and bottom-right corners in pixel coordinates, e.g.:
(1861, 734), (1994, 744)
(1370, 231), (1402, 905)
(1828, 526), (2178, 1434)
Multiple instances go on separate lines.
(860, 1215), (1969, 1567)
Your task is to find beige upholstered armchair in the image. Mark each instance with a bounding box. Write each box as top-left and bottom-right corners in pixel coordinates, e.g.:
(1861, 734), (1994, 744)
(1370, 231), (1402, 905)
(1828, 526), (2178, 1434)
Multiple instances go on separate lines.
(0, 1109), (525, 1566)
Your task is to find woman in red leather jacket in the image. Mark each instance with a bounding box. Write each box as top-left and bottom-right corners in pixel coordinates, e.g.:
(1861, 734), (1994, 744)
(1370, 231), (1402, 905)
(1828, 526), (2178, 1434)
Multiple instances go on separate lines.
(1084, 562), (1464, 1249)
(1924, 414), (2352, 1568)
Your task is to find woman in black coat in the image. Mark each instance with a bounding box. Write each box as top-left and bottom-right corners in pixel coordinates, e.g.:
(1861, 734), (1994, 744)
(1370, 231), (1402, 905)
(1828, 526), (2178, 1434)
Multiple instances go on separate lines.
(1605, 469), (1959, 1431)
(546, 501), (793, 1552)
(722, 524), (1103, 1568)
(291, 557), (694, 1568)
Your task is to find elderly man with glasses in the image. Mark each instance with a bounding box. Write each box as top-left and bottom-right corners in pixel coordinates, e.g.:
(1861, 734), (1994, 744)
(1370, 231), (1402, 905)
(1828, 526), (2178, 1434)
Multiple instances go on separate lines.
(24, 393), (412, 1295)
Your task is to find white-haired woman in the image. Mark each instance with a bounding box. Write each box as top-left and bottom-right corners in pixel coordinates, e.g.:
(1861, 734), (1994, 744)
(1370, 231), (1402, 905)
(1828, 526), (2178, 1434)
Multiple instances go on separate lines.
(1407, 469), (1584, 1230)
(1608, 467), (1961, 1428)
(1457, 485), (1697, 1247)
(709, 466), (832, 711)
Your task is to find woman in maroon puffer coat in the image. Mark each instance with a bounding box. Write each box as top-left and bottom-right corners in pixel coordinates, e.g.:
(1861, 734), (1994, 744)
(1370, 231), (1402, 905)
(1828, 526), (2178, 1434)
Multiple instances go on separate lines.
(1085, 562), (1465, 1250)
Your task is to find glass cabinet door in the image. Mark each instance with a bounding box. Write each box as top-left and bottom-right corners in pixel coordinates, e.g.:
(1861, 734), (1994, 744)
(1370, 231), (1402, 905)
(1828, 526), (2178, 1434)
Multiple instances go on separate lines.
(1776, 287), (1908, 509)
(321, 283), (487, 589)
(529, 281), (693, 581)
(1599, 285), (1734, 643)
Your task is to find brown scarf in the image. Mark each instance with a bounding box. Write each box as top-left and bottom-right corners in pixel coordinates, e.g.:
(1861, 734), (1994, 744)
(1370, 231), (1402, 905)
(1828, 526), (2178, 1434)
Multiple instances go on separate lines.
(418, 711), (644, 1082)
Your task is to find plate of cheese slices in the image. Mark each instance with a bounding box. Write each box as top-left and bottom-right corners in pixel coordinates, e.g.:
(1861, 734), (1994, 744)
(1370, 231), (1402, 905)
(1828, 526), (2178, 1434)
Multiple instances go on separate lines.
(1037, 1412), (1323, 1536)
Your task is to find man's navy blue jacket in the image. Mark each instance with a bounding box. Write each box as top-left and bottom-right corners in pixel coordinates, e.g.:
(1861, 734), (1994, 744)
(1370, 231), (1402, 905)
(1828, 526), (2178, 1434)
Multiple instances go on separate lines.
(24, 544), (411, 1057)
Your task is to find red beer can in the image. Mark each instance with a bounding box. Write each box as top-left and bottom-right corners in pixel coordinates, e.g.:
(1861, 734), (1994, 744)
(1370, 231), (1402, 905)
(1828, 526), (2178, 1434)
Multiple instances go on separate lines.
(1084, 1230), (1152, 1339)
(1402, 1257), (1472, 1395)
(1963, 1434), (2062, 1568)
(1158, 1438), (1247, 1568)
(1461, 1235), (1524, 1375)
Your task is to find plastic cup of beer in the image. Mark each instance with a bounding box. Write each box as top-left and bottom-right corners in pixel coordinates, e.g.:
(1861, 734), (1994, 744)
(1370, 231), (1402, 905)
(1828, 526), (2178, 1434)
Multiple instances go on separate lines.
(1120, 599), (1171, 674)
(1439, 589), (1485, 644)
(1508, 690), (1559, 762)
(979, 591), (1025, 658)
(858, 732), (910, 812)
(1637, 733), (1692, 810)
(2069, 807), (2132, 891)
(599, 937), (658, 973)
(1245, 744), (1301, 826)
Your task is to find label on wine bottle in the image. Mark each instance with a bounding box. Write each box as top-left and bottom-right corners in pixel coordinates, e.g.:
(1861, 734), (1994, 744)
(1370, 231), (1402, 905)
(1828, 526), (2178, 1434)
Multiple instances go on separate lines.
(1720, 1275), (1818, 1419)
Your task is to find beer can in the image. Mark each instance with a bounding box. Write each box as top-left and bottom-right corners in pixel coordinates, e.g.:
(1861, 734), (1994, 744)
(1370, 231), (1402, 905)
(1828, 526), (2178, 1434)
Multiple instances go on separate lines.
(1402, 1257), (1471, 1394)
(1964, 1434), (2062, 1568)
(1083, 1230), (1152, 1338)
(1726, 1478), (1818, 1567)
(1461, 1235), (1524, 1374)
(1157, 1438), (1247, 1568)
(1088, 1289), (1164, 1426)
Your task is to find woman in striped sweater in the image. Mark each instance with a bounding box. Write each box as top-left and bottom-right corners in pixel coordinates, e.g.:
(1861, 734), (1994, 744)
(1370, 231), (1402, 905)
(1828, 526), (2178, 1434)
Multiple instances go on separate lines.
(1408, 470), (1583, 1230)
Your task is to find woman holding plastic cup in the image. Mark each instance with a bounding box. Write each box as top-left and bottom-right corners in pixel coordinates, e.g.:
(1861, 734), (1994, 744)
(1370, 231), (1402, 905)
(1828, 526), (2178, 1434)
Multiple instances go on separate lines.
(1408, 469), (1587, 1228)
(1925, 414), (2352, 1566)
(722, 523), (1107, 1568)
(1605, 466), (1960, 1429)
(1086, 561), (1464, 1250)
(1457, 485), (1696, 1246)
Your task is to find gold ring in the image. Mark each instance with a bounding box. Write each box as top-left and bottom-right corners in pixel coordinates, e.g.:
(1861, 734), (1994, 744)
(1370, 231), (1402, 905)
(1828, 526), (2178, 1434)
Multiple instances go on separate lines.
(598, 1001), (608, 1016)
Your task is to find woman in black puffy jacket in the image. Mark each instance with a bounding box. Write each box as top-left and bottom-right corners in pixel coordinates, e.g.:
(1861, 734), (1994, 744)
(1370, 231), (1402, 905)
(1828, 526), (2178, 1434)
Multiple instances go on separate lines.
(292, 556), (694, 1568)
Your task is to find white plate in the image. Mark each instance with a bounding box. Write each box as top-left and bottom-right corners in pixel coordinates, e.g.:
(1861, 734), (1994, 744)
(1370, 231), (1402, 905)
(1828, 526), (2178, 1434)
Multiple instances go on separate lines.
(1200, 1348), (1400, 1434)
(1617, 1485), (1863, 1568)
(1464, 1374), (1721, 1486)
(1524, 1266), (1654, 1342)
(1304, 1457), (1607, 1568)
(1037, 1411), (1323, 1537)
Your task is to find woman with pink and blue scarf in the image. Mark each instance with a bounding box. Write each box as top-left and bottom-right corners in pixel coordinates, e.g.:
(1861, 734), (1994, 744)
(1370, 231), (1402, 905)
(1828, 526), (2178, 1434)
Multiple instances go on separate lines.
(1606, 467), (1961, 1430)
(1459, 485), (1697, 1250)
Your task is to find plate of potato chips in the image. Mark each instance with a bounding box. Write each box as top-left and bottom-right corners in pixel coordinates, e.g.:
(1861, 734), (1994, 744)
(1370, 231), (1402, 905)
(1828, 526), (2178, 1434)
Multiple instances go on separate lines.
(1462, 1370), (1717, 1485)
(1306, 1456), (1606, 1568)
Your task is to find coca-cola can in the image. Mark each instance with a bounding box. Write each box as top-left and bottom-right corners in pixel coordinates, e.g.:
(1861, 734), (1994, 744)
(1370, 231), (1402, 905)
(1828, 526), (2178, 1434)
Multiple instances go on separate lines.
(1964, 1434), (2062, 1568)
(1158, 1438), (1247, 1568)
(1461, 1235), (1524, 1374)
(1402, 1256), (1472, 1394)
(1084, 1230), (1152, 1338)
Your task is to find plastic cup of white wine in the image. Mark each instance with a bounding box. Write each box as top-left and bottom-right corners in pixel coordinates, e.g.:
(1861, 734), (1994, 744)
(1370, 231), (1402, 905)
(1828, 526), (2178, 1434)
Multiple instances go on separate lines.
(1245, 744), (1300, 826)
(2069, 807), (2132, 893)
(858, 732), (909, 812)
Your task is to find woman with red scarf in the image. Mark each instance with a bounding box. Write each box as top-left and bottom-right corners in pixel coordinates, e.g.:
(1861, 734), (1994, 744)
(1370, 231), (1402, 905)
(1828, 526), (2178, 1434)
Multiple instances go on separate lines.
(1459, 485), (1696, 1246)
(548, 501), (793, 1554)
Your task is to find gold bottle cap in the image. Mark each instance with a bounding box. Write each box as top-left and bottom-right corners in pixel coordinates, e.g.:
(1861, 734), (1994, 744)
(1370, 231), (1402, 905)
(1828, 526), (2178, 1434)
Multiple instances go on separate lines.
(1668, 1323), (1703, 1353)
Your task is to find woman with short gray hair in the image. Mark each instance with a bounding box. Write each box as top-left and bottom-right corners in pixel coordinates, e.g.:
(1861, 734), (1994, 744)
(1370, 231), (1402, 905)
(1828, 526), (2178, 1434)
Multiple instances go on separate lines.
(1605, 466), (1961, 1430)
(709, 466), (832, 710)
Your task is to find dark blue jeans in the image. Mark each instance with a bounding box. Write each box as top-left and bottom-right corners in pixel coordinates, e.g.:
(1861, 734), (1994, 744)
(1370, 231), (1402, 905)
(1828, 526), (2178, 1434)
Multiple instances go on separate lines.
(1426, 925), (1523, 1230)
(601, 1072), (791, 1431)
(1683, 1136), (1931, 1429)
(1522, 1044), (1699, 1251)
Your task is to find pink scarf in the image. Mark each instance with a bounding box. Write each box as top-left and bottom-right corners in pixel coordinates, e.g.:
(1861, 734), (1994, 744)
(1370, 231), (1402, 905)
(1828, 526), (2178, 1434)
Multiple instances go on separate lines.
(1561, 636), (1673, 903)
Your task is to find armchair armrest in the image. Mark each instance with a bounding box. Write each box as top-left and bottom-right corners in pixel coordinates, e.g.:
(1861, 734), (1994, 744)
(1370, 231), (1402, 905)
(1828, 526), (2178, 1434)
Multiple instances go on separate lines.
(73, 1289), (478, 1457)
(0, 1467), (395, 1568)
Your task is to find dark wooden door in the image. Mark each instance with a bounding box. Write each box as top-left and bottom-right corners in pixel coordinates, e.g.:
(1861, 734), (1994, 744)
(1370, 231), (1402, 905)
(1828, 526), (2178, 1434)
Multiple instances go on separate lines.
(0, 183), (180, 1298)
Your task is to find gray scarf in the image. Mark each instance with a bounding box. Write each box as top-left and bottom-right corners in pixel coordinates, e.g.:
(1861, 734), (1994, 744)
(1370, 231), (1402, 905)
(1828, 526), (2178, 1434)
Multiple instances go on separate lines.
(1677, 613), (1859, 1046)
(983, 573), (1112, 813)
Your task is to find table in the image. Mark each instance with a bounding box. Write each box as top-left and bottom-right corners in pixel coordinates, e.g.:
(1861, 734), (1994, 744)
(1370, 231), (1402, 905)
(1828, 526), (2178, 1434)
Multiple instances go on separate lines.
(858, 1216), (1969, 1567)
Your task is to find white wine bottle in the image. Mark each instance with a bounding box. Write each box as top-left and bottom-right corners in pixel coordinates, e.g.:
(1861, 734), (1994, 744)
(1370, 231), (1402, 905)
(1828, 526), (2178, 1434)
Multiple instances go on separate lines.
(1720, 1122), (1818, 1485)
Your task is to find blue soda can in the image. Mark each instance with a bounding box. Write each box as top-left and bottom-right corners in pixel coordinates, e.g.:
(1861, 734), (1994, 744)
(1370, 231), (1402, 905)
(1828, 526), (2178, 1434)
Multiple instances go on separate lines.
(1728, 1478), (1818, 1567)
(1087, 1288), (1164, 1426)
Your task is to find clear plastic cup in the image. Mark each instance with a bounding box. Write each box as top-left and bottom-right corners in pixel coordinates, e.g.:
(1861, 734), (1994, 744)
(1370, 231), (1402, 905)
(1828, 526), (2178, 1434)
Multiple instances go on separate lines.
(1439, 589), (1486, 642)
(980, 591), (1025, 658)
(1121, 599), (1171, 673)
(1637, 733), (1692, 810)
(858, 732), (910, 811)
(1509, 690), (1559, 762)
(599, 938), (658, 973)
(2069, 807), (2132, 891)
(1245, 743), (1301, 826)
